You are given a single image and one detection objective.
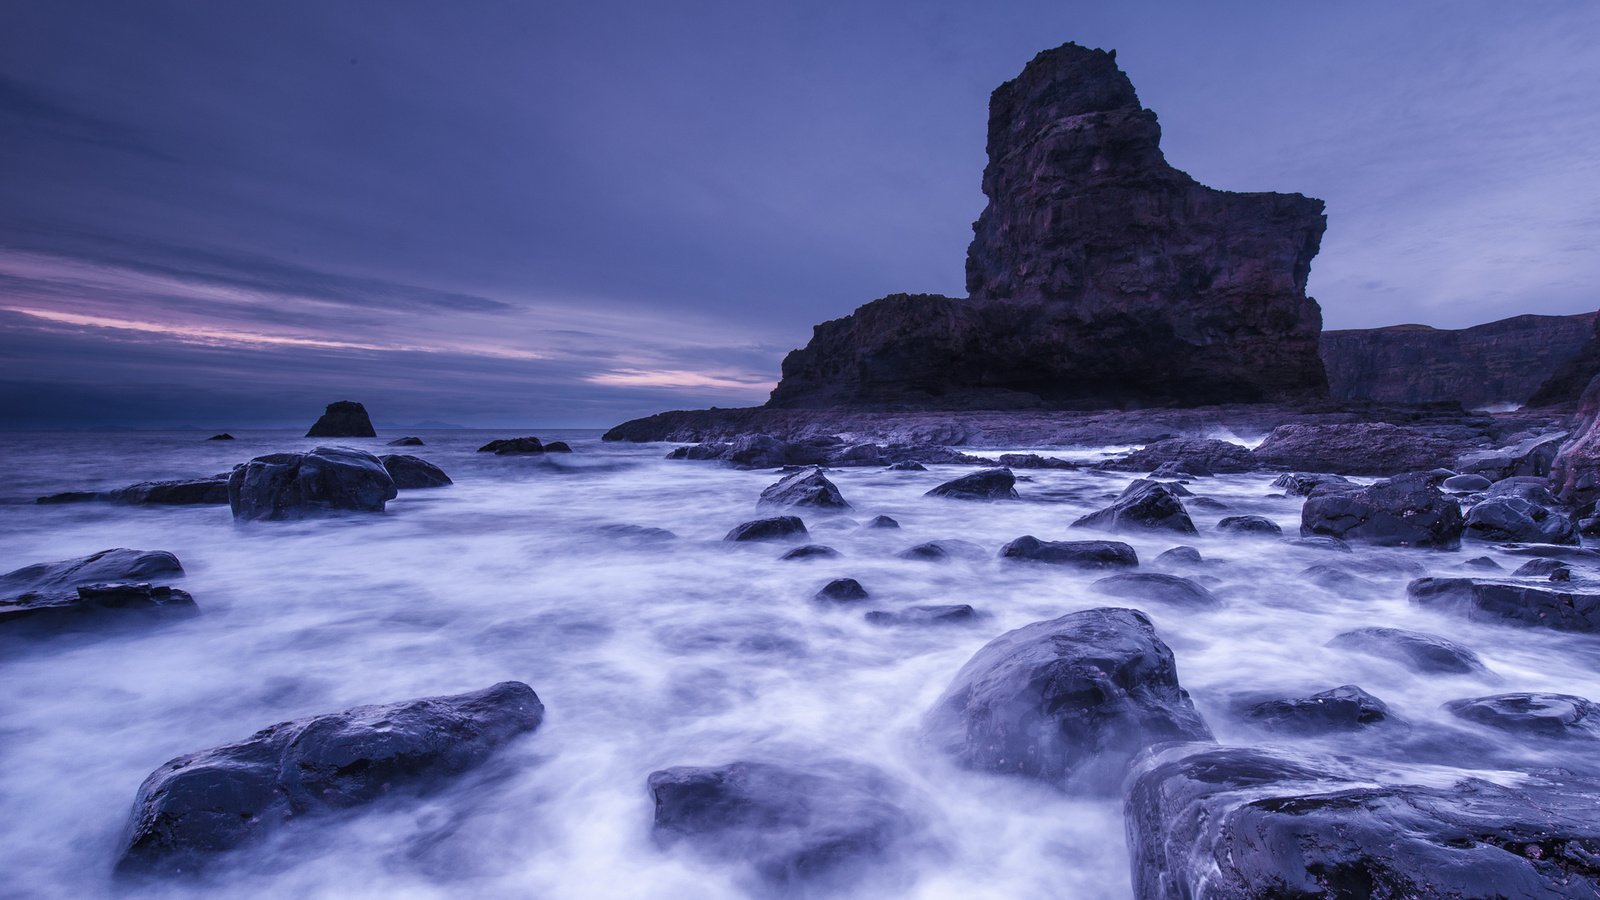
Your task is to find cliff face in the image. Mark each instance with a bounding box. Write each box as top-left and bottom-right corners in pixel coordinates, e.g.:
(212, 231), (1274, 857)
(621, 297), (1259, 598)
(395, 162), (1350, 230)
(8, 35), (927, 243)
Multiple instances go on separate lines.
(1321, 312), (1598, 408)
(768, 42), (1329, 410)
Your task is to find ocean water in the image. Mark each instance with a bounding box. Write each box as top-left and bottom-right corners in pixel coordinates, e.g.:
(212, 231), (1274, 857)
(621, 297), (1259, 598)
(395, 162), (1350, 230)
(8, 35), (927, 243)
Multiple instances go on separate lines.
(0, 430), (1595, 899)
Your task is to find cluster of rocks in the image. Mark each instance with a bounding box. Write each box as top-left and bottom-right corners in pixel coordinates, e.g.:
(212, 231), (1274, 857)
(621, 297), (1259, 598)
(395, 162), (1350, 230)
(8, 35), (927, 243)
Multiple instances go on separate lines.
(478, 436), (573, 454)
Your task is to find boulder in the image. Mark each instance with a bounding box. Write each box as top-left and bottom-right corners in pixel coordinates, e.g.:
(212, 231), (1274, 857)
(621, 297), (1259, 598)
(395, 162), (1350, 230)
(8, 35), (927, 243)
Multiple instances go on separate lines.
(864, 604), (977, 626)
(379, 454), (453, 489)
(1444, 693), (1600, 741)
(543, 441), (573, 453)
(1300, 564), (1379, 593)
(116, 682), (544, 874)
(1270, 472), (1356, 497)
(1154, 546), (1202, 566)
(1549, 373), (1600, 508)
(997, 536), (1138, 569)
(387, 436), (424, 447)
(1511, 558), (1571, 579)
(886, 461), (926, 471)
(206, 433), (234, 441)
(1253, 423), (1459, 475)
(724, 516), (808, 543)
(1215, 515), (1282, 536)
(923, 607), (1211, 792)
(924, 467), (1017, 501)
(896, 540), (985, 562)
(1072, 479), (1196, 535)
(1408, 577), (1600, 633)
(227, 447), (398, 521)
(647, 760), (914, 890)
(304, 400), (375, 438)
(758, 468), (851, 511)
(2, 549), (183, 604)
(780, 544), (839, 561)
(1442, 473), (1492, 492)
(1455, 431), (1567, 481)
(1300, 472), (1464, 549)
(478, 437), (544, 455)
(1090, 573), (1221, 609)
(862, 515), (900, 529)
(109, 479), (230, 506)
(813, 578), (868, 603)
(1463, 495), (1577, 545)
(1125, 745), (1600, 899)
(1241, 684), (1395, 735)
(1107, 439), (1256, 475)
(996, 453), (1077, 470)
(1, 549), (193, 632)
(1327, 626), (1487, 675)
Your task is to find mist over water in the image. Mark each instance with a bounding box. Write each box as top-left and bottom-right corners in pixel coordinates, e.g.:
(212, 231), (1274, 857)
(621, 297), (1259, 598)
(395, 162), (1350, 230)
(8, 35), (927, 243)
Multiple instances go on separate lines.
(1, 431), (1596, 898)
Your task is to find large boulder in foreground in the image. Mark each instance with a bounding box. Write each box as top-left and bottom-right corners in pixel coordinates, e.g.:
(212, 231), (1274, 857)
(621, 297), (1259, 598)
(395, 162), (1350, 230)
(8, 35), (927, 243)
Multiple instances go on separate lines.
(758, 467), (851, 511)
(766, 43), (1327, 411)
(227, 447), (398, 521)
(648, 759), (914, 891)
(1254, 422), (1458, 475)
(1300, 472), (1464, 549)
(116, 682), (543, 875)
(1126, 745), (1600, 899)
(923, 607), (1211, 792)
(1409, 577), (1600, 633)
(379, 454), (452, 489)
(304, 400), (375, 438)
(1, 549), (192, 632)
(1073, 479), (1196, 535)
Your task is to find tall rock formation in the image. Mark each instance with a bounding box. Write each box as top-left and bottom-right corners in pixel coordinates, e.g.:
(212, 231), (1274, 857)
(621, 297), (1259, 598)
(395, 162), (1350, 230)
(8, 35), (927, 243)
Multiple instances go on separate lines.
(768, 43), (1329, 410)
(1321, 312), (1598, 408)
(305, 400), (376, 438)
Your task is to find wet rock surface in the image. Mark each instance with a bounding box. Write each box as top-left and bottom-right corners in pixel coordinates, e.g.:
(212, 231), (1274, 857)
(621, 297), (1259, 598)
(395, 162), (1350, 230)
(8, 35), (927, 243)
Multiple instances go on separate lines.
(1105, 439), (1256, 475)
(924, 467), (1017, 501)
(1409, 577), (1600, 633)
(1254, 422), (1461, 475)
(1091, 573), (1221, 609)
(1300, 472), (1464, 548)
(478, 437), (546, 455)
(1327, 626), (1488, 675)
(998, 536), (1138, 569)
(228, 447), (399, 521)
(1444, 693), (1600, 741)
(758, 468), (851, 511)
(724, 516), (809, 543)
(379, 454), (453, 489)
(1, 549), (193, 633)
(865, 604), (978, 626)
(1073, 479), (1196, 535)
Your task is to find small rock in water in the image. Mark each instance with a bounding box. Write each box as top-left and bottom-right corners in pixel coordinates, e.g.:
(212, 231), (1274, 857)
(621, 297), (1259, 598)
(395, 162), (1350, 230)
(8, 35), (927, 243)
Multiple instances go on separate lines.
(304, 400), (376, 438)
(1408, 577), (1600, 633)
(896, 540), (986, 562)
(1328, 626), (1488, 675)
(813, 578), (868, 603)
(724, 516), (808, 543)
(1091, 573), (1221, 609)
(998, 535), (1138, 569)
(1300, 472), (1464, 549)
(593, 524), (677, 543)
(205, 433), (234, 441)
(380, 454), (453, 489)
(109, 478), (230, 506)
(1241, 684), (1395, 734)
(1463, 495), (1578, 545)
(36, 490), (107, 504)
(1511, 558), (1571, 579)
(1444, 692), (1600, 740)
(886, 461), (926, 471)
(544, 441), (573, 452)
(1287, 535), (1352, 553)
(862, 515), (900, 529)
(1215, 515), (1282, 536)
(478, 436), (545, 454)
(780, 544), (840, 561)
(1072, 479), (1197, 535)
(1154, 546), (1202, 566)
(924, 467), (1018, 500)
(1270, 472), (1355, 497)
(758, 467), (851, 511)
(1463, 555), (1503, 570)
(1442, 473), (1491, 492)
(865, 604), (977, 626)
(387, 436), (424, 447)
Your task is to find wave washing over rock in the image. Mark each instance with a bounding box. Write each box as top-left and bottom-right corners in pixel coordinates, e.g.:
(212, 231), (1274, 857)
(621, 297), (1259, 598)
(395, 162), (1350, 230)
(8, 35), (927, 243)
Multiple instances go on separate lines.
(4, 425), (1600, 896)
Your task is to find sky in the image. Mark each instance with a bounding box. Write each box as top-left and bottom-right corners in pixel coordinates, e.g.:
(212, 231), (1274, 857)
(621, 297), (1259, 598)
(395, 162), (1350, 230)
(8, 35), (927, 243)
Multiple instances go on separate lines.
(2, 1), (1597, 428)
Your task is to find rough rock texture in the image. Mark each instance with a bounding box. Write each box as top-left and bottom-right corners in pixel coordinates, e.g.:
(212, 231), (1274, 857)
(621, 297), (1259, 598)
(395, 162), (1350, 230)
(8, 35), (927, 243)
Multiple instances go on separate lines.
(1254, 422), (1459, 474)
(647, 759), (914, 891)
(1529, 315), (1600, 407)
(1321, 311), (1598, 407)
(923, 607), (1211, 792)
(757, 468), (851, 511)
(925, 467), (1017, 500)
(1, 549), (192, 632)
(305, 401), (375, 438)
(1103, 438), (1256, 475)
(1328, 626), (1487, 675)
(1270, 472), (1355, 497)
(379, 455), (453, 489)
(1125, 745), (1600, 899)
(1463, 495), (1577, 545)
(227, 447), (398, 521)
(1409, 577), (1600, 633)
(997, 536), (1138, 569)
(724, 516), (808, 543)
(1445, 693), (1600, 741)
(116, 682), (544, 874)
(1456, 431), (1567, 481)
(764, 42), (1326, 411)
(1072, 479), (1196, 535)
(1216, 515), (1282, 536)
(1300, 473), (1465, 549)
(387, 436), (424, 447)
(1550, 374), (1600, 509)
(1, 549), (183, 604)
(1241, 685), (1394, 735)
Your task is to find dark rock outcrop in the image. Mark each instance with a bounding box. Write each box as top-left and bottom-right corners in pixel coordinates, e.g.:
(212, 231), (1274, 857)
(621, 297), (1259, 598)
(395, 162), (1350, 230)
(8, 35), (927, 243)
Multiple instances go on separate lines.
(813, 578), (868, 603)
(1455, 431), (1566, 481)
(1327, 626), (1487, 675)
(862, 515), (900, 529)
(1443, 473), (1493, 492)
(1072, 479), (1196, 535)
(478, 437), (544, 455)
(1463, 495), (1577, 545)
(1550, 373), (1600, 509)
(1106, 439), (1256, 475)
(1254, 422), (1459, 475)
(111, 478), (231, 506)
(1241, 684), (1394, 735)
(647, 759), (914, 890)
(1090, 573), (1221, 609)
(387, 436), (424, 447)
(923, 607), (1211, 792)
(206, 433), (234, 441)
(924, 467), (1017, 500)
(1, 549), (192, 632)
(543, 441), (572, 453)
(305, 400), (375, 438)
(1320, 311), (1599, 407)
(1444, 692), (1600, 741)
(724, 516), (808, 543)
(758, 468), (851, 511)
(1409, 577), (1600, 633)
(896, 540), (986, 562)
(780, 544), (839, 561)
(1270, 472), (1355, 497)
(1215, 515), (1282, 536)
(228, 447), (398, 521)
(379, 455), (453, 489)
(1529, 313), (1600, 406)
(766, 42), (1327, 411)
(998, 536), (1138, 569)
(1125, 745), (1600, 899)
(865, 604), (978, 626)
(1300, 472), (1464, 549)
(116, 682), (543, 875)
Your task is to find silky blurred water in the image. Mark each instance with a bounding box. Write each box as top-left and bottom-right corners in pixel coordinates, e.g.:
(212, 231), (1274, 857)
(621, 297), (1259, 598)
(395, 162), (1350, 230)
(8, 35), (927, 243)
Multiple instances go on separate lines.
(0, 430), (1595, 899)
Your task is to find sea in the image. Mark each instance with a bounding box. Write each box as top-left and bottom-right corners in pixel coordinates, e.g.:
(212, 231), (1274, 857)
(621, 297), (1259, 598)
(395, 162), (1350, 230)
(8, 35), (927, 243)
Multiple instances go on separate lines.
(0, 429), (1595, 898)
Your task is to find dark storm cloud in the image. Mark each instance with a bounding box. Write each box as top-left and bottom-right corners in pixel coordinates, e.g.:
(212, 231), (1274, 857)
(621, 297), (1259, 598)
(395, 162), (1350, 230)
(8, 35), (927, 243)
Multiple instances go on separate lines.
(1, 0), (1597, 427)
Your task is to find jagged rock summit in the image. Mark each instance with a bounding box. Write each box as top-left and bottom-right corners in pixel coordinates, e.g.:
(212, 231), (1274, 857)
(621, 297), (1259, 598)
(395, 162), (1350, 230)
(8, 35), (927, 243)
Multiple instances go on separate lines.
(305, 400), (376, 438)
(767, 42), (1328, 411)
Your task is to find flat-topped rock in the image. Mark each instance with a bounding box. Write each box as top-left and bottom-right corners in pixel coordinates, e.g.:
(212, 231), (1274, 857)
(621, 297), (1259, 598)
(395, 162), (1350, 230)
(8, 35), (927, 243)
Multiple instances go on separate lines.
(227, 447), (398, 521)
(305, 400), (375, 438)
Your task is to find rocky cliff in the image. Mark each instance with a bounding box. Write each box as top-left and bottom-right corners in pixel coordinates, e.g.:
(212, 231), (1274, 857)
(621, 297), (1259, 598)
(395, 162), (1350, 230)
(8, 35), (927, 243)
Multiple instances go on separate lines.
(1321, 312), (1597, 408)
(767, 42), (1329, 410)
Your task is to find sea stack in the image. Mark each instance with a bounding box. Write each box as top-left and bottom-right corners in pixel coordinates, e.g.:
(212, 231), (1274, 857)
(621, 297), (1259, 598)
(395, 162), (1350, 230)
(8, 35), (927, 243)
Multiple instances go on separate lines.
(305, 400), (376, 438)
(768, 43), (1328, 410)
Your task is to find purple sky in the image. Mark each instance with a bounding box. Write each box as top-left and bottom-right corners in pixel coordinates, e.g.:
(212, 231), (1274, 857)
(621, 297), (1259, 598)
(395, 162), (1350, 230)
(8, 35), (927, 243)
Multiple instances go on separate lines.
(2, 1), (1597, 428)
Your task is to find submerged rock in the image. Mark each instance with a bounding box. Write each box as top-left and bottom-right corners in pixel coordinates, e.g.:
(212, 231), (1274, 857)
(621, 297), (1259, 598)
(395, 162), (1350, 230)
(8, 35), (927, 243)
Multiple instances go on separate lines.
(543, 441), (573, 453)
(1, 549), (183, 603)
(758, 468), (851, 511)
(1125, 745), (1600, 899)
(996, 453), (1077, 470)
(1072, 479), (1196, 535)
(478, 437), (545, 455)
(1408, 577), (1600, 633)
(1, 549), (192, 632)
(865, 604), (977, 626)
(1300, 472), (1464, 549)
(813, 578), (868, 603)
(1241, 685), (1395, 735)
(780, 544), (839, 561)
(110, 479), (231, 506)
(593, 524), (678, 543)
(304, 400), (375, 438)
(1215, 515), (1282, 536)
(896, 540), (986, 562)
(1444, 692), (1600, 741)
(1091, 573), (1221, 609)
(1154, 546), (1202, 566)
(724, 516), (808, 543)
(386, 436), (424, 447)
(116, 682), (544, 875)
(1270, 472), (1356, 497)
(227, 447), (398, 521)
(998, 536), (1138, 569)
(862, 515), (900, 530)
(1107, 439), (1256, 475)
(647, 759), (914, 890)
(924, 467), (1017, 501)
(379, 454), (453, 489)
(924, 607), (1211, 792)
(1327, 626), (1487, 675)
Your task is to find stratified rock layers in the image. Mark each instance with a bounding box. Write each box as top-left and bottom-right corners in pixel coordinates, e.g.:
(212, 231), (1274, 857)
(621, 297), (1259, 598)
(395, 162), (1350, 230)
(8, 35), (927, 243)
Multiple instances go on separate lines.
(768, 43), (1328, 410)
